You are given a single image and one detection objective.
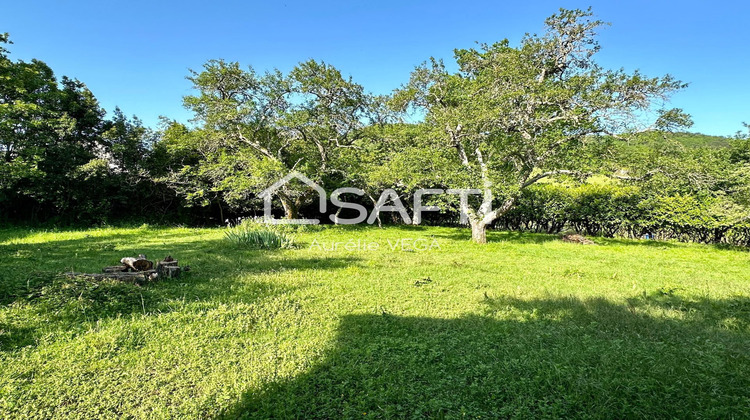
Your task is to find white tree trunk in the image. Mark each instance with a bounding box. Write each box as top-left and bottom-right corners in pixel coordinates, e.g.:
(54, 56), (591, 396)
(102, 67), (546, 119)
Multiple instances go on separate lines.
(470, 220), (488, 244)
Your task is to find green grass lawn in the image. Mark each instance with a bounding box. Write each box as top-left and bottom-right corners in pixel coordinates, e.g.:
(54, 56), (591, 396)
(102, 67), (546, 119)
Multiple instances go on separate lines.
(0, 225), (749, 418)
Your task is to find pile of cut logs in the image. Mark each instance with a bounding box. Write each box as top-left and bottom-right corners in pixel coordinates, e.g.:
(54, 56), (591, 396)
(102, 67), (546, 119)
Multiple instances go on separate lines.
(561, 234), (596, 245)
(65, 255), (189, 284)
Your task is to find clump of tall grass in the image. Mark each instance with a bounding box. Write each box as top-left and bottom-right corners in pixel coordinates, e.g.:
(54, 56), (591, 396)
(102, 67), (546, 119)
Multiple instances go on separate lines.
(224, 219), (296, 250)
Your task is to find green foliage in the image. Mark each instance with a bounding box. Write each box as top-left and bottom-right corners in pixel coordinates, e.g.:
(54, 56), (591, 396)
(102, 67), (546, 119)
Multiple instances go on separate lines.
(224, 220), (295, 249)
(0, 18), (746, 248)
(501, 182), (750, 245)
(0, 34), (166, 224)
(500, 183), (640, 236)
(730, 135), (750, 164)
(501, 183), (641, 236)
(388, 8), (691, 242)
(175, 58), (380, 220)
(668, 131), (734, 149)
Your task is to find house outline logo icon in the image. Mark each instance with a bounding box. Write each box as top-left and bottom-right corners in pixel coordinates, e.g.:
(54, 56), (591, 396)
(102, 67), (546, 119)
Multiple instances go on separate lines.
(258, 171), (326, 224)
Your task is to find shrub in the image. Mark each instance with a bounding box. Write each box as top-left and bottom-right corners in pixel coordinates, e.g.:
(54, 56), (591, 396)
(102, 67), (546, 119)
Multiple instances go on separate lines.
(224, 220), (295, 250)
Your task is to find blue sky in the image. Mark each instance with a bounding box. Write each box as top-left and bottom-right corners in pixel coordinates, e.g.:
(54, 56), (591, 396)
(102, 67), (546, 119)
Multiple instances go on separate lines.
(2, 0), (748, 136)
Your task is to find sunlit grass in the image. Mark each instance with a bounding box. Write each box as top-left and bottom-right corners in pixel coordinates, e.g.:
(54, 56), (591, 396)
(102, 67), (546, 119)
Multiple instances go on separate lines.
(1, 225), (748, 418)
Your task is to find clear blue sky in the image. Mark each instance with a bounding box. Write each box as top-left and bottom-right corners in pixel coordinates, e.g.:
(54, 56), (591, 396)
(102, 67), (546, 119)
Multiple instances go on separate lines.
(2, 0), (748, 136)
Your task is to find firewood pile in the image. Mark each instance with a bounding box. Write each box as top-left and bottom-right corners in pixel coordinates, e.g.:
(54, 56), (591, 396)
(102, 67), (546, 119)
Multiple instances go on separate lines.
(561, 234), (596, 245)
(64, 255), (189, 283)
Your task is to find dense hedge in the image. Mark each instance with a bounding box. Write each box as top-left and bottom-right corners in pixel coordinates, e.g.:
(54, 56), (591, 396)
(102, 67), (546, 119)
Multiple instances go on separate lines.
(496, 183), (750, 246)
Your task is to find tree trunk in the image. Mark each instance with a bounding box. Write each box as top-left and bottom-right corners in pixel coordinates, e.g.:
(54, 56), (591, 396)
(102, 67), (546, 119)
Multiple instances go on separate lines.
(367, 193), (382, 228)
(471, 220), (488, 244)
(333, 205), (343, 225)
(279, 197), (299, 220)
(217, 198), (225, 224)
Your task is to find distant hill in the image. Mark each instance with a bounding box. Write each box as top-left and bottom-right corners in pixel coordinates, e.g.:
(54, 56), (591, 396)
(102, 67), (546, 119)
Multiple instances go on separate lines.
(615, 131), (733, 150)
(663, 132), (732, 148)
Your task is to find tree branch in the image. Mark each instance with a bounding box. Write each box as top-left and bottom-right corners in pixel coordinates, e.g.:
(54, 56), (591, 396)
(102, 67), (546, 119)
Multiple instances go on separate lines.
(521, 169), (588, 188)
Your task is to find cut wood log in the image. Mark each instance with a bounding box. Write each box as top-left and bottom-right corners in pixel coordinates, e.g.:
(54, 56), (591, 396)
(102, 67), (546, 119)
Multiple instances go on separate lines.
(561, 234), (595, 245)
(121, 256), (154, 272)
(156, 260), (181, 279)
(65, 270), (157, 283)
(133, 259), (153, 271)
(120, 257), (138, 271)
(64, 255), (185, 284)
(102, 265), (128, 273)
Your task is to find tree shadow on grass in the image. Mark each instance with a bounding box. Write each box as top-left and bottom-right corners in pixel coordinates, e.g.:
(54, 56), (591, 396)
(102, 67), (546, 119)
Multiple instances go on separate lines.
(0, 324), (35, 350)
(594, 236), (679, 248)
(0, 231), (362, 352)
(0, 276), (290, 352)
(431, 229), (559, 245)
(0, 228), (41, 244)
(431, 228), (690, 249)
(227, 294), (750, 419)
(0, 229), (361, 302)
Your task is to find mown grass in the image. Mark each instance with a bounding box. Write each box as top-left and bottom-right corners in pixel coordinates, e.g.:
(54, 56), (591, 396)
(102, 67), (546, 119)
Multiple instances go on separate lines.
(0, 225), (748, 418)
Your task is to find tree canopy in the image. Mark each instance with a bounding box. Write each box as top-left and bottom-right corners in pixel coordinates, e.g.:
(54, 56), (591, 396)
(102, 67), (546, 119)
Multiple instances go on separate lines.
(391, 8), (691, 242)
(175, 58), (380, 220)
(1, 10), (748, 246)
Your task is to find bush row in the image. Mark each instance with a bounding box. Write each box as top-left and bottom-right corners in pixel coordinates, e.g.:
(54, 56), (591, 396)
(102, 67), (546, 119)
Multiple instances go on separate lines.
(495, 183), (750, 246)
